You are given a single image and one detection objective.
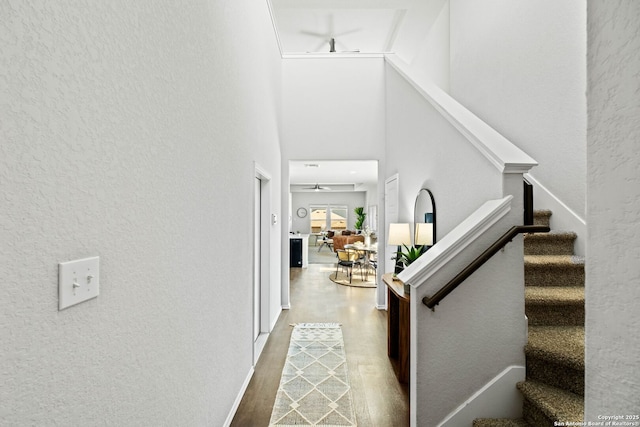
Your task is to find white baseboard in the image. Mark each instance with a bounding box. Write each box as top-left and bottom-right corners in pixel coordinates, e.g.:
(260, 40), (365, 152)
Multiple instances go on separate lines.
(223, 367), (255, 427)
(437, 366), (525, 427)
(525, 174), (586, 256)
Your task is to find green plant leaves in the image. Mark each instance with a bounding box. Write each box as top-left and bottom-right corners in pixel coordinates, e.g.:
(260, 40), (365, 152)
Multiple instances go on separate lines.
(396, 244), (427, 267)
(354, 207), (366, 230)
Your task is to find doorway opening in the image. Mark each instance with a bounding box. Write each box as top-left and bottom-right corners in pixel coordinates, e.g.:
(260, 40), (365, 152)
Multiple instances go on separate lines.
(287, 160), (380, 303)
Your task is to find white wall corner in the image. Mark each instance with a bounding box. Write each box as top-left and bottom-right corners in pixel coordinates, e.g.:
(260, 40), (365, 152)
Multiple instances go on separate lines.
(223, 367), (255, 427)
(437, 365), (525, 427)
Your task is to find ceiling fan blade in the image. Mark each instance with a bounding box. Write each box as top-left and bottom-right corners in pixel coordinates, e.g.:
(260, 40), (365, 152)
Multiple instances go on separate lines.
(334, 28), (361, 37)
(327, 14), (335, 38)
(300, 30), (329, 38)
(311, 40), (327, 52)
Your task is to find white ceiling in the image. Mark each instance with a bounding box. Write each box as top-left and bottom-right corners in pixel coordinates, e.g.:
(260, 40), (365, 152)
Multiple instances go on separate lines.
(270, 0), (414, 54)
(289, 160), (378, 191)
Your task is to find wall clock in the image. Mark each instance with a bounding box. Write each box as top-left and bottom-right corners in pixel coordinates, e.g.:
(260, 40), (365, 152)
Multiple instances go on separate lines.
(296, 207), (308, 218)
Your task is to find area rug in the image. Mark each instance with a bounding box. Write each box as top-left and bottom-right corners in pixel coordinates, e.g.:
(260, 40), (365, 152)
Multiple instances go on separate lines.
(329, 273), (376, 288)
(269, 323), (357, 427)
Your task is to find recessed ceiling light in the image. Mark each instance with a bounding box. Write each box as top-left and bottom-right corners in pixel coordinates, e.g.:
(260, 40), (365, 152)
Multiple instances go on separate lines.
(350, 170), (357, 174)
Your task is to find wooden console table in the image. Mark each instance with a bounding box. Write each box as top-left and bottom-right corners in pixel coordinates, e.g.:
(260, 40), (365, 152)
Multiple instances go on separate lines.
(383, 273), (410, 384)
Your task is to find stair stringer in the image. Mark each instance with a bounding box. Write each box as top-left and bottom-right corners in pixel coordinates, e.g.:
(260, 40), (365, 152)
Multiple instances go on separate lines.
(437, 366), (526, 427)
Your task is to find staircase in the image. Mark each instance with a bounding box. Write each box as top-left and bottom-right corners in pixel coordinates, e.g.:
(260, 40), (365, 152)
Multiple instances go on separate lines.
(474, 210), (585, 427)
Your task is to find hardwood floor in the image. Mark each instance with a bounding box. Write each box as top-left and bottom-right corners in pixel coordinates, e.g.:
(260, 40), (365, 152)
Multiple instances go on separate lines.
(231, 263), (409, 427)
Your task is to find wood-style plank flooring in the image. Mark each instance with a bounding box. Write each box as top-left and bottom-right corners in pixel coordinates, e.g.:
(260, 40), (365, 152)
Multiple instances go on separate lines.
(231, 263), (409, 426)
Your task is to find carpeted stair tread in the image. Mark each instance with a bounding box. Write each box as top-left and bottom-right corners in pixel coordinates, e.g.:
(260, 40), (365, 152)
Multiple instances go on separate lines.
(517, 380), (584, 424)
(525, 286), (584, 305)
(473, 418), (529, 427)
(526, 326), (584, 370)
(524, 255), (585, 267)
(525, 255), (585, 287)
(533, 210), (552, 227)
(524, 232), (577, 255)
(525, 286), (585, 326)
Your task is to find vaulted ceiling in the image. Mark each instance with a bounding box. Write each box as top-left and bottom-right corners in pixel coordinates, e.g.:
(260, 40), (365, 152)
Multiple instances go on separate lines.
(269, 0), (415, 54)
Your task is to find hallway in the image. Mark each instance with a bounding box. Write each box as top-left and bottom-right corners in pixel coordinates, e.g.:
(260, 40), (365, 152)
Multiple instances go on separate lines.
(232, 264), (409, 426)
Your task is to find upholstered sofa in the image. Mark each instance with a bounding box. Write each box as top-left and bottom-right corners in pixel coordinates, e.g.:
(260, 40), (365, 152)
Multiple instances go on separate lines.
(332, 234), (365, 251)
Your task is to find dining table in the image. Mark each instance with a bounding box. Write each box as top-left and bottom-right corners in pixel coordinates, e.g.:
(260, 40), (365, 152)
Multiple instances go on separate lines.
(344, 243), (378, 280)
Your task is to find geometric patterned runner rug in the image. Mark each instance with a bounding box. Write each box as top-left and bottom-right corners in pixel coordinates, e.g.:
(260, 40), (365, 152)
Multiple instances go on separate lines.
(269, 323), (357, 426)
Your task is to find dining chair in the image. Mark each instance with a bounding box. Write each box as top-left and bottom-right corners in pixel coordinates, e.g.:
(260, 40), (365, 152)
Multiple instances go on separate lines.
(318, 231), (334, 252)
(335, 248), (364, 283)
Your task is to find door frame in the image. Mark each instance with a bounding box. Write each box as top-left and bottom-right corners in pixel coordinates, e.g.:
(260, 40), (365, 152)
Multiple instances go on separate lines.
(381, 173), (400, 309)
(253, 164), (272, 365)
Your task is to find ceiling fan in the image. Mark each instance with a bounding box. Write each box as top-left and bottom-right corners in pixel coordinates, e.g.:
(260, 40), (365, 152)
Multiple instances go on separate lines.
(303, 183), (331, 191)
(301, 14), (361, 53)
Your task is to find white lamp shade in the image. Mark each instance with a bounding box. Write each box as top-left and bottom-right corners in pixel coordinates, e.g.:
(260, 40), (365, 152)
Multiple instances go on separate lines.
(415, 222), (434, 246)
(387, 223), (411, 246)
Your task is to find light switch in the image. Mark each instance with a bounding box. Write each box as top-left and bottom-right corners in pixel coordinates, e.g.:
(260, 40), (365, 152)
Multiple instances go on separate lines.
(58, 256), (99, 310)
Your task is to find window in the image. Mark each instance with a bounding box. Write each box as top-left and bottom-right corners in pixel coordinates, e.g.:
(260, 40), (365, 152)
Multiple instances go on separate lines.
(310, 205), (327, 233)
(309, 204), (349, 232)
(330, 205), (348, 230)
(367, 205), (378, 232)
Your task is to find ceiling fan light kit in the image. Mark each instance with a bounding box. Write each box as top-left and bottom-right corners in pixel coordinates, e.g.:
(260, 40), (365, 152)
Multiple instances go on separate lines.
(299, 14), (362, 53)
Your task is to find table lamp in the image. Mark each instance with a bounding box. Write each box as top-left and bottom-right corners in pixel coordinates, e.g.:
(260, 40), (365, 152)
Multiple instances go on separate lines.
(415, 222), (434, 247)
(388, 223), (411, 274)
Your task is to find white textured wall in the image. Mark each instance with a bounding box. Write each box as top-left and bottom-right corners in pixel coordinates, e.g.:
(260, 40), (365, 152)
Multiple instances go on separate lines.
(392, 0), (450, 91)
(450, 0), (587, 219)
(586, 1), (640, 418)
(385, 64), (503, 237)
(282, 57), (386, 157)
(0, 1), (282, 425)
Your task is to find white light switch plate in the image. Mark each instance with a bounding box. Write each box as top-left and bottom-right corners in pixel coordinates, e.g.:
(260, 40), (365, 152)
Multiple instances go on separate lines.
(58, 256), (99, 310)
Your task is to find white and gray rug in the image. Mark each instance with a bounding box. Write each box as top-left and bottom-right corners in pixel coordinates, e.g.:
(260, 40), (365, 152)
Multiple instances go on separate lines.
(269, 323), (356, 427)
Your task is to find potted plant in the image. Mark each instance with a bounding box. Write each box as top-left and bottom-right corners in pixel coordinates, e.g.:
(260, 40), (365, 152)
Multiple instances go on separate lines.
(393, 244), (428, 294)
(395, 244), (427, 268)
(354, 207), (366, 232)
